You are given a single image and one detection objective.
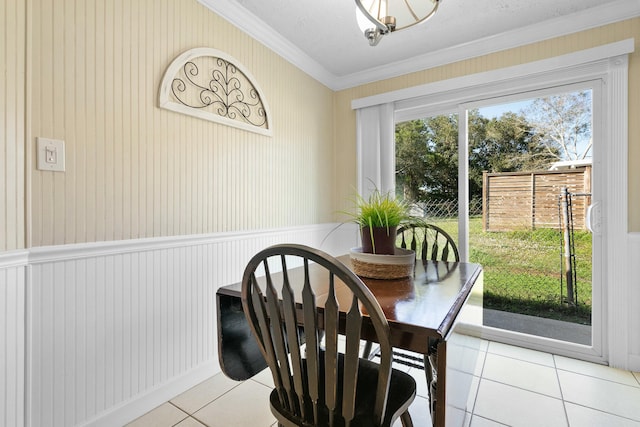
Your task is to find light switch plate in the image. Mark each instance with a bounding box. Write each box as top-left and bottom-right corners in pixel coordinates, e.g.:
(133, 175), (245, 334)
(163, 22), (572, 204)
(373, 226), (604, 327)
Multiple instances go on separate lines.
(37, 137), (65, 172)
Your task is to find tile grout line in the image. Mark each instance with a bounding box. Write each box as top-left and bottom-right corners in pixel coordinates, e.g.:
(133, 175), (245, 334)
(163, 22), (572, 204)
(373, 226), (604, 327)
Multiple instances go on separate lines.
(466, 345), (490, 424)
(171, 379), (247, 417)
(555, 365), (640, 388)
(166, 401), (191, 426)
(552, 354), (572, 427)
(479, 377), (565, 402)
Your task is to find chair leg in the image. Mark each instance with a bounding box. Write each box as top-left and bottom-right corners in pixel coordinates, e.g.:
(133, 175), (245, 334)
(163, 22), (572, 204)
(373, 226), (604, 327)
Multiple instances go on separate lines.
(362, 340), (373, 358)
(400, 411), (414, 427)
(362, 341), (382, 360)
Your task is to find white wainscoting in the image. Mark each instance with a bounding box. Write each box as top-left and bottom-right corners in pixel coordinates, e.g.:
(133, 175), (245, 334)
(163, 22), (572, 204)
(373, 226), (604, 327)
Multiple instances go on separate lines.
(628, 232), (640, 372)
(25, 224), (357, 427)
(0, 251), (28, 427)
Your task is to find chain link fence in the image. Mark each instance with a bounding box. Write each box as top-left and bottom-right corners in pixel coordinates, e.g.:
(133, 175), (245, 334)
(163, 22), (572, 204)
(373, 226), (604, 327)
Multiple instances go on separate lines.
(404, 197), (592, 327)
(408, 198), (483, 219)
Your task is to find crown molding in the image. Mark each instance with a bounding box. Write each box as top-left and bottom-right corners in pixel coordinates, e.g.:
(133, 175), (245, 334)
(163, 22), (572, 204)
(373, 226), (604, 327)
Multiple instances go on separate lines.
(200, 0), (640, 91)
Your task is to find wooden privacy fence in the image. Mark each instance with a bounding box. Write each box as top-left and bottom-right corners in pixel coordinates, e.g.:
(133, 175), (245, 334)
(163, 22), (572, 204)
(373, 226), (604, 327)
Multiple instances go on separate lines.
(482, 167), (591, 231)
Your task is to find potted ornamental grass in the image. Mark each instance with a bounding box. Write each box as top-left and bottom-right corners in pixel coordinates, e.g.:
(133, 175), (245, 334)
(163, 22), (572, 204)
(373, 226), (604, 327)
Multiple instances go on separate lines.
(323, 188), (417, 279)
(349, 189), (411, 255)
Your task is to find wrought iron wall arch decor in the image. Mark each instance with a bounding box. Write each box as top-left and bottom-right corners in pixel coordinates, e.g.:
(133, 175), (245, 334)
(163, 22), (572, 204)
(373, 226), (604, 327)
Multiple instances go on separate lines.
(159, 48), (272, 136)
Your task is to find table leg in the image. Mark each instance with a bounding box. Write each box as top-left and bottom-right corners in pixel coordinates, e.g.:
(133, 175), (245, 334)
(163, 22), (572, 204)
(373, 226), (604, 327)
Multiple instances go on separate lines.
(424, 352), (437, 421)
(217, 293), (267, 380)
(434, 340), (448, 427)
(423, 337), (438, 425)
(424, 338), (447, 427)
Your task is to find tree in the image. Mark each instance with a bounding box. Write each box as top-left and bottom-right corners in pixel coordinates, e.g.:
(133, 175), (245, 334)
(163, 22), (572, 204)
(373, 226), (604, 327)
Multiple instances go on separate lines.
(395, 120), (430, 202)
(396, 110), (559, 205)
(523, 90), (592, 161)
(470, 111), (559, 173)
(421, 114), (459, 201)
(395, 115), (459, 203)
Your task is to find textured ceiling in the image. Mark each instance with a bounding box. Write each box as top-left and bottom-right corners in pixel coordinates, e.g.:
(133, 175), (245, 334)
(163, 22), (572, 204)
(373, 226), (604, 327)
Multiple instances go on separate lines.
(200, 0), (638, 89)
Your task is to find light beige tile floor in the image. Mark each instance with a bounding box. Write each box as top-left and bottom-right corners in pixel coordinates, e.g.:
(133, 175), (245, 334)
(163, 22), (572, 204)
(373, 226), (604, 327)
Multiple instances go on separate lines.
(127, 340), (640, 427)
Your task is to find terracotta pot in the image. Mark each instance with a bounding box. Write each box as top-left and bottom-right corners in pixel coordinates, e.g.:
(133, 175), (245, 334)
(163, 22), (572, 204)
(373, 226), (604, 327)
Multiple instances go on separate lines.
(361, 226), (397, 255)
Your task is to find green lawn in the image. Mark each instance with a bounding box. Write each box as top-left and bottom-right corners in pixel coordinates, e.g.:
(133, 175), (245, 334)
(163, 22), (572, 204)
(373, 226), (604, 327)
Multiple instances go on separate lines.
(430, 217), (592, 325)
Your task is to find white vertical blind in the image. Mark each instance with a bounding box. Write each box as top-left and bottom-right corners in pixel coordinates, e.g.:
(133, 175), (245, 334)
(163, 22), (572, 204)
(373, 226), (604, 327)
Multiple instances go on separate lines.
(355, 103), (395, 198)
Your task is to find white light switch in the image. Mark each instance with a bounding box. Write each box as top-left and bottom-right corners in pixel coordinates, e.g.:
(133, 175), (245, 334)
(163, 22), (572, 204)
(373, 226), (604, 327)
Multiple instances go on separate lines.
(37, 137), (65, 172)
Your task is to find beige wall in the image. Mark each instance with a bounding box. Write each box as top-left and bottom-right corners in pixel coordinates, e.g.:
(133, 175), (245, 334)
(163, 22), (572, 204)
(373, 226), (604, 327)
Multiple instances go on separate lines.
(334, 18), (640, 232)
(27, 0), (335, 247)
(1, 0), (26, 251)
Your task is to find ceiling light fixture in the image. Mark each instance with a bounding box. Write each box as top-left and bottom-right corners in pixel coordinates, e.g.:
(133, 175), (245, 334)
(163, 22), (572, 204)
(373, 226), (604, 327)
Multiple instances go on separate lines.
(355, 0), (440, 46)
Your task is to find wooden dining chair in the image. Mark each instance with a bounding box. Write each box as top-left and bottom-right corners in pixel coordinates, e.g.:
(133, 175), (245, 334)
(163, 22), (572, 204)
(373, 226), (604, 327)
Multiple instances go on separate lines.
(241, 244), (416, 427)
(397, 223), (459, 417)
(397, 222), (460, 262)
(364, 222), (459, 361)
(363, 222), (459, 419)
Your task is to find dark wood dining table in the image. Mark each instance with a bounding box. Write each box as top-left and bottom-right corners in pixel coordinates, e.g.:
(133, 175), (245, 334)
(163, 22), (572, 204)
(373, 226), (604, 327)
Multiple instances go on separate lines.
(216, 255), (483, 427)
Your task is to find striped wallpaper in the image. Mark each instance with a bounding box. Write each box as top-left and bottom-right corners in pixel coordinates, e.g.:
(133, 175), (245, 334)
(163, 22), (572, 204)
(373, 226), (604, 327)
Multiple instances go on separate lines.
(1, 0), (26, 252)
(28, 0), (335, 247)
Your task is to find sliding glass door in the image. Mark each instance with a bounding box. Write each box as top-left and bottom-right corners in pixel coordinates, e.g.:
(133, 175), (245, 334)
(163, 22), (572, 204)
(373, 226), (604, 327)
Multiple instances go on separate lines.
(395, 81), (604, 362)
(465, 83), (602, 359)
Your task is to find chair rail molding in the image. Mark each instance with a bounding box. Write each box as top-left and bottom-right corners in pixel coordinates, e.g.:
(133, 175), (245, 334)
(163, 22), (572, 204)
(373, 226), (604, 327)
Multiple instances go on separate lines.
(159, 47), (272, 136)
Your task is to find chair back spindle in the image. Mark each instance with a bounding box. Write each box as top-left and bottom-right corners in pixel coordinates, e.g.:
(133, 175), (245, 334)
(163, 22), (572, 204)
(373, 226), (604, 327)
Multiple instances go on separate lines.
(398, 223), (460, 262)
(242, 244), (414, 427)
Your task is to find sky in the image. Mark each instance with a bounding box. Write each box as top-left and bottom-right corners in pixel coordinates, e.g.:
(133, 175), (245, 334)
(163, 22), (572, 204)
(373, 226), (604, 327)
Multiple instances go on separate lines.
(477, 99), (533, 119)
